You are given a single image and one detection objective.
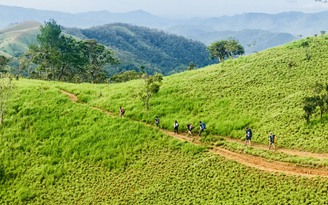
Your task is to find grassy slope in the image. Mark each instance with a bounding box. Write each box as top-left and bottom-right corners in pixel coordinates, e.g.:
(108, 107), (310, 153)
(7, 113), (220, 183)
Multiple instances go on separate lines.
(0, 22), (40, 57)
(0, 79), (327, 204)
(61, 34), (328, 153)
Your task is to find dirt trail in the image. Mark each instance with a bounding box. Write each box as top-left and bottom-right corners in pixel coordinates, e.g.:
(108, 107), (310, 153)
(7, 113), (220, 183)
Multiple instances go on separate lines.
(224, 137), (328, 159)
(61, 90), (328, 177)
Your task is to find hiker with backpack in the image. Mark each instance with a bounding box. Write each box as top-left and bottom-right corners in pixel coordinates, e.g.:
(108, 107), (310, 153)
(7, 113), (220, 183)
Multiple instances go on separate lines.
(187, 123), (194, 136)
(119, 106), (125, 117)
(199, 121), (206, 136)
(268, 132), (276, 150)
(174, 120), (179, 134)
(155, 116), (160, 127)
(245, 127), (252, 146)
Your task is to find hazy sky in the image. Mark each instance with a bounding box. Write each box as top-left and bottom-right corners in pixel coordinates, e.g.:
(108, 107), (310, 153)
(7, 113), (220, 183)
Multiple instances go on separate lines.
(1, 0), (328, 18)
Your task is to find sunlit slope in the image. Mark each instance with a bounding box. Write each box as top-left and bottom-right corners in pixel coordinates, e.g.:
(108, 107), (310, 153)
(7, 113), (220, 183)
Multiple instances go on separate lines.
(1, 79), (327, 204)
(0, 21), (40, 57)
(62, 34), (328, 152)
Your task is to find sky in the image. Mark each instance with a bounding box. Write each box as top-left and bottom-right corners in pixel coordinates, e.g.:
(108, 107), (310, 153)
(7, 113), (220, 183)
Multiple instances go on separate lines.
(1, 0), (328, 18)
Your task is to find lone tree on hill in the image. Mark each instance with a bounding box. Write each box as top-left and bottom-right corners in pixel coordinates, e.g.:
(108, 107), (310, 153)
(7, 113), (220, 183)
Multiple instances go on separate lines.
(139, 72), (163, 110)
(208, 39), (244, 63)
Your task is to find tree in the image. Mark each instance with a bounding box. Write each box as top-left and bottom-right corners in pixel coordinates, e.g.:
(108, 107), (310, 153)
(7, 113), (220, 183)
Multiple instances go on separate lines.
(81, 39), (118, 83)
(303, 82), (328, 123)
(139, 72), (163, 110)
(303, 97), (317, 124)
(25, 19), (118, 83)
(187, 62), (197, 70)
(208, 39), (244, 63)
(26, 19), (63, 80)
(0, 56), (10, 73)
(0, 74), (15, 124)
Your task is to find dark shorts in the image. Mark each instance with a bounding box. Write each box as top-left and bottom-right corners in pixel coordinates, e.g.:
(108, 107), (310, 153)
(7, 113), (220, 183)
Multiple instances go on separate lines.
(246, 136), (252, 140)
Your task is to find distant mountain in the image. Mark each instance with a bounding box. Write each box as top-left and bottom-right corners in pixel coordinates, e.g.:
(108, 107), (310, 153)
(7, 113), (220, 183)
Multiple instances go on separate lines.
(1, 5), (327, 55)
(1, 5), (327, 36)
(0, 5), (169, 29)
(195, 11), (328, 36)
(0, 21), (214, 76)
(167, 26), (297, 53)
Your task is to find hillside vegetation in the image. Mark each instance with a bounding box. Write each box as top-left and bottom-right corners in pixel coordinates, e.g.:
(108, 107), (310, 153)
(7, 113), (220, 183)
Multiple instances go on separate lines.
(0, 21), (214, 76)
(64, 23), (215, 75)
(60, 34), (328, 152)
(0, 79), (327, 204)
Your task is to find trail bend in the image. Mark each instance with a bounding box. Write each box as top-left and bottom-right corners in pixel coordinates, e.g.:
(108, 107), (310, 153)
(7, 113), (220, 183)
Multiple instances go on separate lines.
(60, 90), (328, 178)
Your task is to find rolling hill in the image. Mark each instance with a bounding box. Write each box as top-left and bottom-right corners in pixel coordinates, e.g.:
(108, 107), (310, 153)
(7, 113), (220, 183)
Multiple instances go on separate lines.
(58, 34), (328, 153)
(0, 21), (214, 76)
(1, 33), (328, 204)
(64, 23), (215, 75)
(1, 5), (327, 56)
(0, 21), (40, 58)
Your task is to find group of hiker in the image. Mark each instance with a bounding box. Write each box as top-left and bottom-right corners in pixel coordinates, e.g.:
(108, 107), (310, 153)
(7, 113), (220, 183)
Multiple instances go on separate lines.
(245, 127), (277, 150)
(174, 120), (206, 136)
(120, 107), (276, 149)
(156, 117), (206, 137)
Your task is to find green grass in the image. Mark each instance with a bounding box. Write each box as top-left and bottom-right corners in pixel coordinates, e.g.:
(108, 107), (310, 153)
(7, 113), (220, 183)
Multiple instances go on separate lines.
(58, 34), (328, 153)
(1, 34), (328, 204)
(0, 79), (326, 204)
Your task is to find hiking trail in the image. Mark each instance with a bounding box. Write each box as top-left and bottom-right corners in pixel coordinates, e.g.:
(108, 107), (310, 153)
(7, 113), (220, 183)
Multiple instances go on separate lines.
(61, 90), (328, 178)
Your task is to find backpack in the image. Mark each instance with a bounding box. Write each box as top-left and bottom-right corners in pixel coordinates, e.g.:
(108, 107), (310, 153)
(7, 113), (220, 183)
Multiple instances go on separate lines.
(202, 122), (206, 129)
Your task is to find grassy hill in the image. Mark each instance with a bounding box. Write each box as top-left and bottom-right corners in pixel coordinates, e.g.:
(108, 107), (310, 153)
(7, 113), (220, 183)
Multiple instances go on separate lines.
(0, 21), (40, 58)
(1, 34), (328, 204)
(59, 34), (328, 152)
(0, 80), (327, 204)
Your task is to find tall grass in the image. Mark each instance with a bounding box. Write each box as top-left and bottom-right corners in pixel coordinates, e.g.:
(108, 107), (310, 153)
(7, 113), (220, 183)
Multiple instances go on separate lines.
(59, 35), (328, 152)
(1, 35), (328, 204)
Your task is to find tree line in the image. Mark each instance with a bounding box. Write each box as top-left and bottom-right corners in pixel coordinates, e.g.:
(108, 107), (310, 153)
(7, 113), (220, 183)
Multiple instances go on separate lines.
(0, 20), (245, 83)
(73, 23), (217, 75)
(20, 19), (118, 83)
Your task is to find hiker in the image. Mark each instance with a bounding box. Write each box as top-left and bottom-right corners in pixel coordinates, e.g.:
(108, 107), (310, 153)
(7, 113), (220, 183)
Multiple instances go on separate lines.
(245, 127), (252, 146)
(268, 132), (276, 150)
(119, 106), (125, 117)
(187, 123), (194, 136)
(199, 121), (206, 136)
(173, 120), (179, 134)
(155, 116), (160, 127)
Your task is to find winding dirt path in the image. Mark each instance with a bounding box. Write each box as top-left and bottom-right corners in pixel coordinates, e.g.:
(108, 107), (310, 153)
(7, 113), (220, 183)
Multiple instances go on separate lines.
(60, 90), (328, 177)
